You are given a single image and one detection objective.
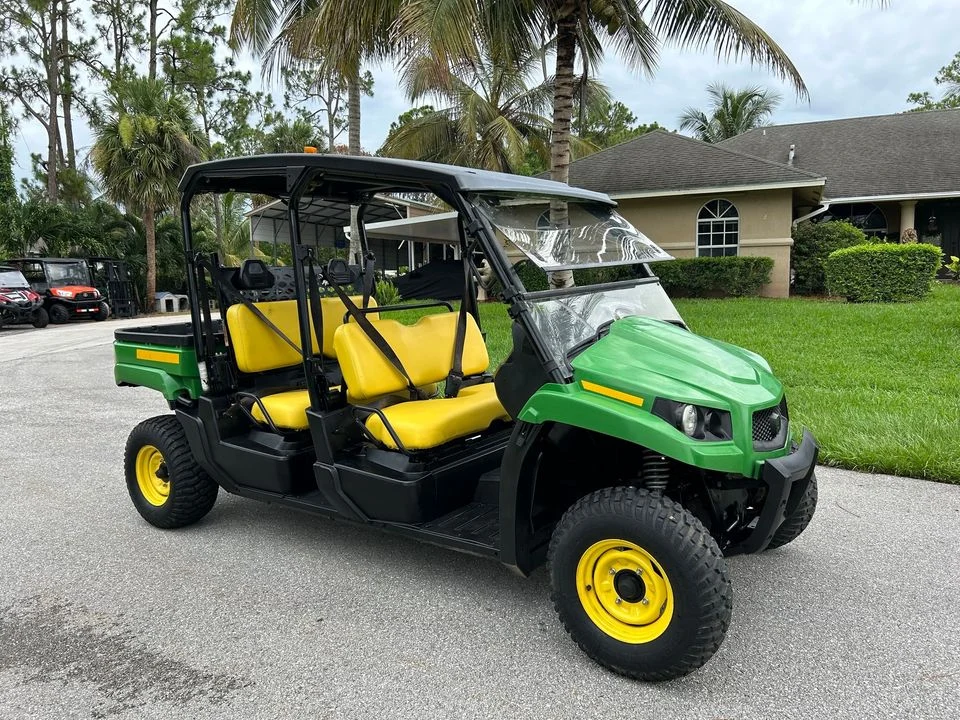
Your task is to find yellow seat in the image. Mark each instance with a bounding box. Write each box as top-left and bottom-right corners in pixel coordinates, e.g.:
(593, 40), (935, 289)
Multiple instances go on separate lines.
(334, 312), (510, 450)
(226, 296), (377, 373)
(250, 389), (313, 431)
(249, 383), (440, 431)
(365, 383), (510, 450)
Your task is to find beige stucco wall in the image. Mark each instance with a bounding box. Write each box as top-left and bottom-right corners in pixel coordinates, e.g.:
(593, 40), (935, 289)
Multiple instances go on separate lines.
(615, 189), (796, 298)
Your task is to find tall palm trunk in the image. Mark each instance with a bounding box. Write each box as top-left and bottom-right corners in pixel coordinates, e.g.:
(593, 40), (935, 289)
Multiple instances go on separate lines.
(148, 0), (158, 80)
(60, 1), (75, 169)
(548, 4), (578, 289)
(144, 204), (157, 306)
(347, 73), (362, 262)
(46, 0), (60, 202)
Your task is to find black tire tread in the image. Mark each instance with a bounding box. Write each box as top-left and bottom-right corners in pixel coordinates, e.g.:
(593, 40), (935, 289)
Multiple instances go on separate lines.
(549, 486), (732, 682)
(766, 473), (818, 550)
(124, 415), (218, 528)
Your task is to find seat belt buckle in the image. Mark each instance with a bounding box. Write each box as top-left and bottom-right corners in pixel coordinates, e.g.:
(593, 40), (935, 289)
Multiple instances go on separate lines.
(446, 370), (464, 398)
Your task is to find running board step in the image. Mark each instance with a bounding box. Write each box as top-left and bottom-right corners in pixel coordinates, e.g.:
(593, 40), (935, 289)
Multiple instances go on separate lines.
(421, 502), (500, 548)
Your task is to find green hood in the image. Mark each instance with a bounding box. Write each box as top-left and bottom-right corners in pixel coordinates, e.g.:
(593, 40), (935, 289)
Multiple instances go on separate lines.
(571, 316), (783, 412)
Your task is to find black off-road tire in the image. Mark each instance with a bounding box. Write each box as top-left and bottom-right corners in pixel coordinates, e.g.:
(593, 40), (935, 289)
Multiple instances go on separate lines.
(766, 473), (818, 551)
(549, 487), (732, 682)
(124, 415), (219, 528)
(32, 308), (49, 328)
(48, 303), (70, 324)
(94, 301), (110, 321)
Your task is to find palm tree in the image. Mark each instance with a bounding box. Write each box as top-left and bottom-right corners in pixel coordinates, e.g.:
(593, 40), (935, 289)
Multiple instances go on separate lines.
(91, 77), (206, 302)
(231, 0), (401, 259)
(679, 83), (781, 142)
(400, 0), (807, 286)
(382, 40), (606, 173)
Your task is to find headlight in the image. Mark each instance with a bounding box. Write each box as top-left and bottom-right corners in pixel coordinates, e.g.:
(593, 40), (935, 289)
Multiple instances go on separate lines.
(652, 398), (732, 441)
(53, 288), (74, 298)
(679, 405), (698, 436)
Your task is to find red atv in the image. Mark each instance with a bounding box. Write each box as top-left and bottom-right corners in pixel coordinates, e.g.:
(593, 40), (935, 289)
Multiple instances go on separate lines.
(0, 265), (49, 328)
(6, 257), (110, 324)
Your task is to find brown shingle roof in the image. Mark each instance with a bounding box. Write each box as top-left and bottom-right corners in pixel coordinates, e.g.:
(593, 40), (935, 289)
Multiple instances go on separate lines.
(546, 129), (823, 196)
(719, 109), (960, 200)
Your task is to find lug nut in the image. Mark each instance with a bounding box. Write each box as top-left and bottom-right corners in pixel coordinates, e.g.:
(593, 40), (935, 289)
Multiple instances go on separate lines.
(615, 598), (622, 605)
(641, 598), (649, 605)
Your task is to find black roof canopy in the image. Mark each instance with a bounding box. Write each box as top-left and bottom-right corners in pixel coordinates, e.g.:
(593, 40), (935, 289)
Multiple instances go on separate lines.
(179, 154), (614, 205)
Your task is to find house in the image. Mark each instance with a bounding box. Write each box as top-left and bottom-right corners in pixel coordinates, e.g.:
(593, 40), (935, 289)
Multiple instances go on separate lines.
(721, 109), (960, 256)
(554, 130), (826, 297)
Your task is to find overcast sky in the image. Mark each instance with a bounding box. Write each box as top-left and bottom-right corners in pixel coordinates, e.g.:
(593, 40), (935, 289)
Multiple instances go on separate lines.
(8, 0), (959, 182)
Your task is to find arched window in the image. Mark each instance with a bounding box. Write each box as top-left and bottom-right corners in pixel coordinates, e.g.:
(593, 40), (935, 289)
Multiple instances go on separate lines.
(697, 199), (739, 257)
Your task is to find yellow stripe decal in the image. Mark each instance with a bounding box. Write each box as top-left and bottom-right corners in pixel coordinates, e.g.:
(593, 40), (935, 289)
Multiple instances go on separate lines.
(136, 349), (180, 365)
(581, 380), (644, 407)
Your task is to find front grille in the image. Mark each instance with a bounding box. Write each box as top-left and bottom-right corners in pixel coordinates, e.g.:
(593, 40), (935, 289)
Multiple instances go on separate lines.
(752, 396), (789, 450)
(76, 291), (97, 300)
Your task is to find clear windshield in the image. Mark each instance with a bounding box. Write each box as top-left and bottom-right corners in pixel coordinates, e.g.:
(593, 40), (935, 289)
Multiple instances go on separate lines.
(0, 270), (29, 288)
(529, 283), (684, 370)
(45, 261), (91, 287)
(474, 194), (672, 271)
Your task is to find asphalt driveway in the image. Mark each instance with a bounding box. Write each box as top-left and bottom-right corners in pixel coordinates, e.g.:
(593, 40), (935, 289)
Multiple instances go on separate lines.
(0, 319), (958, 719)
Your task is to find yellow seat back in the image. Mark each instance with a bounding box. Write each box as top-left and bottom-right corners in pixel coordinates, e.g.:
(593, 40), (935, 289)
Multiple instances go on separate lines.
(226, 296), (378, 374)
(333, 313), (488, 402)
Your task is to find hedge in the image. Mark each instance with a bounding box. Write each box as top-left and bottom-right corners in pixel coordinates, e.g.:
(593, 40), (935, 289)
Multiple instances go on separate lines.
(653, 256), (774, 297)
(507, 255), (772, 298)
(792, 221), (867, 295)
(824, 243), (942, 302)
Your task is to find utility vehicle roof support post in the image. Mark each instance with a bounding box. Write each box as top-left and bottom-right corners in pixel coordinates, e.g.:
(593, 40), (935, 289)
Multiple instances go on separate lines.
(453, 199), (567, 385)
(180, 197), (206, 363)
(287, 166), (324, 411)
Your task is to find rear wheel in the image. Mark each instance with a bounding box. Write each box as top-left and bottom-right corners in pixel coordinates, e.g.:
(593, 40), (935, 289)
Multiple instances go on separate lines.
(94, 301), (110, 321)
(124, 415), (218, 528)
(549, 487), (732, 681)
(32, 308), (49, 328)
(48, 303), (70, 324)
(766, 473), (818, 550)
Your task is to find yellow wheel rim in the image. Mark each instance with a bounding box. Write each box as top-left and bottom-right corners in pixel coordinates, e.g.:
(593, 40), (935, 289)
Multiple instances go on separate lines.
(135, 445), (170, 507)
(576, 539), (674, 644)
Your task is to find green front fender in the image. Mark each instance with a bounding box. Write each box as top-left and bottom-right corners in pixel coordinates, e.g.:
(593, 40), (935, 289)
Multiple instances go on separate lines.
(517, 383), (761, 479)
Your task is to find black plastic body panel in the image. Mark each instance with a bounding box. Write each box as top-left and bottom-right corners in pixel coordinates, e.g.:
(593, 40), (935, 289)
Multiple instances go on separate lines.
(336, 430), (510, 523)
(728, 429), (818, 554)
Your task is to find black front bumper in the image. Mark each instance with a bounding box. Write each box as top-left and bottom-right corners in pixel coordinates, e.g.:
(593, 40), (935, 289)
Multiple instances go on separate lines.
(49, 297), (101, 317)
(729, 429), (819, 554)
(0, 300), (42, 323)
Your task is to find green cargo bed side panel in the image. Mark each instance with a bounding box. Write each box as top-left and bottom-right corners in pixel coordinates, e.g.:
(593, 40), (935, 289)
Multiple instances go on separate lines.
(114, 341), (203, 401)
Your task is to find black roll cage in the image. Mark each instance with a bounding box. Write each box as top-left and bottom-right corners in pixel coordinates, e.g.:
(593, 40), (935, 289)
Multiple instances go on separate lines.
(178, 158), (580, 403)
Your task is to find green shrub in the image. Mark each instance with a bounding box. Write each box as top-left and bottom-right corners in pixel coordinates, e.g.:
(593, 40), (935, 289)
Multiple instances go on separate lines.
(513, 260), (549, 291)
(792, 221), (867, 295)
(653, 256), (774, 297)
(375, 278), (402, 305)
(824, 243), (942, 302)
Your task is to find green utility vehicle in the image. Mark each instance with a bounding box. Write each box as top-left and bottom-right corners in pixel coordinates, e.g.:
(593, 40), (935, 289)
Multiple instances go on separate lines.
(116, 155), (818, 681)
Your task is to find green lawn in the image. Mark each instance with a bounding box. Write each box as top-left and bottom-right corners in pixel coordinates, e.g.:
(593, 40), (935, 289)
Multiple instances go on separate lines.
(393, 284), (960, 483)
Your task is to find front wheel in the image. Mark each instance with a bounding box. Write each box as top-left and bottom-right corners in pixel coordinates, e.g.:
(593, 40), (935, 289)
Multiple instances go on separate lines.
(32, 307), (49, 328)
(549, 487), (732, 682)
(94, 301), (110, 321)
(124, 415), (219, 528)
(48, 303), (70, 324)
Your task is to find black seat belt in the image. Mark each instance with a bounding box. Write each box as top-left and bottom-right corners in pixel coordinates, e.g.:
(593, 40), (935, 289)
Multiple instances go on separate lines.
(305, 252), (326, 373)
(446, 224), (478, 398)
(361, 252), (375, 309)
(328, 278), (425, 400)
(199, 257), (303, 358)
